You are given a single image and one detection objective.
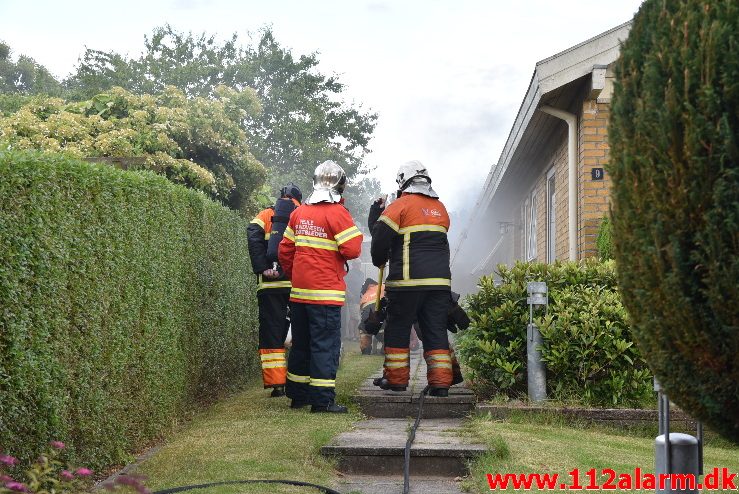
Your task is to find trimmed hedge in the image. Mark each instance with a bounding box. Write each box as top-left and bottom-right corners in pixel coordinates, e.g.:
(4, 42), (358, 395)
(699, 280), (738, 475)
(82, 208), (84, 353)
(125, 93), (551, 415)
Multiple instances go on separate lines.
(457, 261), (653, 407)
(610, 0), (738, 442)
(0, 151), (259, 468)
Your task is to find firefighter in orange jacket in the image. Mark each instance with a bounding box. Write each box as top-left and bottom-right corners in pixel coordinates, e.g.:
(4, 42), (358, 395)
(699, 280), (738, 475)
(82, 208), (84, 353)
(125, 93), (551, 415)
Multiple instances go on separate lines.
(278, 161), (363, 413)
(247, 184), (302, 397)
(370, 161), (454, 396)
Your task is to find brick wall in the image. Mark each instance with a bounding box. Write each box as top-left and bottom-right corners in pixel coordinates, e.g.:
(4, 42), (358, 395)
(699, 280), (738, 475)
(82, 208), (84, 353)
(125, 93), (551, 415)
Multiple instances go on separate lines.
(578, 100), (612, 258)
(511, 99), (612, 264)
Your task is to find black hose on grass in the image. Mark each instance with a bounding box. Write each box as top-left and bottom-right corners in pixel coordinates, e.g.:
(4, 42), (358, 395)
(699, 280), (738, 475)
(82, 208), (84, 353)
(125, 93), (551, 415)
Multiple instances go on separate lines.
(403, 385), (430, 494)
(153, 479), (341, 494)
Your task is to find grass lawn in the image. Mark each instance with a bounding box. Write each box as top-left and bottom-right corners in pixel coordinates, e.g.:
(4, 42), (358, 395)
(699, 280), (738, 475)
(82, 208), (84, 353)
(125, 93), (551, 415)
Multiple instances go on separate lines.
(130, 346), (383, 494)
(464, 413), (739, 493)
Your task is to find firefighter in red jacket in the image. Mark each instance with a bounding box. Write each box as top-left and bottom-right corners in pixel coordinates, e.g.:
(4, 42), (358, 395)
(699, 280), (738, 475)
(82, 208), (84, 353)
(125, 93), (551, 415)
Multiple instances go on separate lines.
(247, 183), (302, 397)
(278, 161), (363, 413)
(370, 161), (454, 396)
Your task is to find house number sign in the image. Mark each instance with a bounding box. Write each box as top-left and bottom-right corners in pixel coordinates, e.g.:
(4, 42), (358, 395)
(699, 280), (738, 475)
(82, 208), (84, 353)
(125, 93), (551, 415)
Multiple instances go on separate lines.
(591, 167), (604, 180)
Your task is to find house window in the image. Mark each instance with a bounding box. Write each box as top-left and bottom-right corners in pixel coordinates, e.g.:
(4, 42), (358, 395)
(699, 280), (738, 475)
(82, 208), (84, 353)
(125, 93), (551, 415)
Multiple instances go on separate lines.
(547, 168), (556, 263)
(521, 189), (537, 262)
(527, 191), (537, 261)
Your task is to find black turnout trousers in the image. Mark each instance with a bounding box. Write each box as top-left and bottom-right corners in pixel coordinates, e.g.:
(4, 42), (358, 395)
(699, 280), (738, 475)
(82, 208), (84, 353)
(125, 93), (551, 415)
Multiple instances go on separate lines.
(384, 290), (450, 351)
(285, 302), (342, 407)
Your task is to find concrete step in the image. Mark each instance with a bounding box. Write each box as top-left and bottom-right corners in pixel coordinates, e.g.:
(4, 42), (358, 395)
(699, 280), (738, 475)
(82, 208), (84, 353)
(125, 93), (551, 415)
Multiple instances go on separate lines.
(354, 356), (476, 419)
(321, 418), (486, 477)
(355, 386), (475, 419)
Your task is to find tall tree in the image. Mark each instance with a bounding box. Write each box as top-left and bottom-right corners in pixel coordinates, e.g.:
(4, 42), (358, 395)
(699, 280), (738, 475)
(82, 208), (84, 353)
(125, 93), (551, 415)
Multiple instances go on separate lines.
(0, 41), (61, 96)
(64, 26), (377, 203)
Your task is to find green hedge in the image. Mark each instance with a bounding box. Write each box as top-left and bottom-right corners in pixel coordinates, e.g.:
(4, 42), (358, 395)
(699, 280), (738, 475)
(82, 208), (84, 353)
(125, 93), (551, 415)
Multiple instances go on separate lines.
(457, 261), (653, 407)
(0, 151), (259, 469)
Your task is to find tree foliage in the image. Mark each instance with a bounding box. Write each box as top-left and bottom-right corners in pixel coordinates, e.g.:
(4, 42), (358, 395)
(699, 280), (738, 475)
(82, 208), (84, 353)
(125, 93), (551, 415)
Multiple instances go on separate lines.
(610, 0), (738, 442)
(64, 26), (377, 196)
(0, 41), (61, 97)
(0, 86), (265, 213)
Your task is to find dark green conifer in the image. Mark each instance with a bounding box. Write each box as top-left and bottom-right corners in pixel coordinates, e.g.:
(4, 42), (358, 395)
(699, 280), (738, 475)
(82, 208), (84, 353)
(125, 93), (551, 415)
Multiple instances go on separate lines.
(610, 0), (738, 442)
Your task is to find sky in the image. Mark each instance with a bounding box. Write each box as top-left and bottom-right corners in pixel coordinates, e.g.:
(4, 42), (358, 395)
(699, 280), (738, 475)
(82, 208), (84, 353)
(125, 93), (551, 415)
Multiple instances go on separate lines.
(0, 0), (644, 213)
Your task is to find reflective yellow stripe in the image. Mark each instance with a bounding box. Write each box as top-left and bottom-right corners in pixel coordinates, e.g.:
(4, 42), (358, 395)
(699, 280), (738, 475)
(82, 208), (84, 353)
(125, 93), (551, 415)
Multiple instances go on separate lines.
(385, 353), (409, 360)
(385, 362), (410, 368)
(379, 215), (399, 232)
(292, 288), (345, 295)
(251, 218), (265, 229)
(287, 372), (310, 383)
(335, 226), (362, 245)
(402, 233), (410, 279)
(284, 227), (295, 241)
(385, 278), (451, 288)
(398, 224), (448, 234)
(427, 362), (453, 369)
(260, 352), (285, 361)
(291, 295), (345, 302)
(310, 378), (336, 387)
(261, 362), (287, 369)
(257, 275), (292, 290)
(426, 354), (451, 361)
(295, 235), (339, 251)
(291, 288), (346, 303)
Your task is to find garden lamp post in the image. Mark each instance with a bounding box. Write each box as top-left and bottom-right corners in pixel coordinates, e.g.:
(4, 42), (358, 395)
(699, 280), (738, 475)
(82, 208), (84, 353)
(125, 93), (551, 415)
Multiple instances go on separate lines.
(654, 378), (703, 494)
(526, 282), (547, 402)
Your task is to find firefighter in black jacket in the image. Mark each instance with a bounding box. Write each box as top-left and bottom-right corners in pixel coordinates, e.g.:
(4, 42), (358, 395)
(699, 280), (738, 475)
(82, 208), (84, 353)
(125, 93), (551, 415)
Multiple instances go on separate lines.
(247, 184), (302, 397)
(369, 161), (454, 396)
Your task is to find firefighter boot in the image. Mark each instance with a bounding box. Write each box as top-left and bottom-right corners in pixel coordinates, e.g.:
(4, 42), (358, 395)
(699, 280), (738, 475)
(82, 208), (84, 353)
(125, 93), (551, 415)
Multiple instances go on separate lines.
(290, 399), (309, 409)
(372, 377), (407, 392)
(428, 387), (449, 397)
(270, 385), (286, 397)
(311, 402), (348, 414)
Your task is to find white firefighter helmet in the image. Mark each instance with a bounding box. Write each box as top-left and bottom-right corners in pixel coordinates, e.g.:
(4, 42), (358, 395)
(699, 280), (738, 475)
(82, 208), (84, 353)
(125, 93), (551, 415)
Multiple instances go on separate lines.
(306, 160), (347, 204)
(395, 160), (438, 198)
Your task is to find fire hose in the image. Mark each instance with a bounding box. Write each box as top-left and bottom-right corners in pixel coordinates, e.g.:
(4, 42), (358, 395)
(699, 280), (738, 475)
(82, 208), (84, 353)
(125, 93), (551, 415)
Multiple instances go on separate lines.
(404, 385), (431, 494)
(153, 480), (340, 494)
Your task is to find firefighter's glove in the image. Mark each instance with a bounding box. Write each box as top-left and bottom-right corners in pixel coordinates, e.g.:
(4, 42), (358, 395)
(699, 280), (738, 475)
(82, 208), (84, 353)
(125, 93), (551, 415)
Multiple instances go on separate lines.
(447, 304), (471, 333)
(367, 199), (385, 231)
(364, 305), (386, 336)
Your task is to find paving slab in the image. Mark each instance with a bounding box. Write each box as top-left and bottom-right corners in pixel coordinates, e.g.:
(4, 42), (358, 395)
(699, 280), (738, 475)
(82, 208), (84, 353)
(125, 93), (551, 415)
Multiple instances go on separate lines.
(321, 418), (486, 477)
(336, 475), (465, 494)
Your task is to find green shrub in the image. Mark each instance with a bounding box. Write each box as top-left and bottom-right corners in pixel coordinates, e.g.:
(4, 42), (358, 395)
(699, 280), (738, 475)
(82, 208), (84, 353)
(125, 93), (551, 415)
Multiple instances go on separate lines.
(0, 150), (259, 469)
(457, 260), (653, 407)
(596, 216), (613, 261)
(609, 0), (738, 442)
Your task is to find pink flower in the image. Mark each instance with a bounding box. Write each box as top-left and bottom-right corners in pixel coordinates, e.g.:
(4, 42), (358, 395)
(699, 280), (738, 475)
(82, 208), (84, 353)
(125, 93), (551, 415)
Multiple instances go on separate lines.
(75, 467), (93, 477)
(60, 470), (74, 481)
(0, 455), (18, 467)
(4, 481), (28, 492)
(50, 441), (66, 450)
(0, 475), (13, 483)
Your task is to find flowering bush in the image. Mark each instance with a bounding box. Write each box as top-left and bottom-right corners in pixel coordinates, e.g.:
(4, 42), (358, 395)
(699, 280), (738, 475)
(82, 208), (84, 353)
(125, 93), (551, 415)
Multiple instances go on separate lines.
(0, 86), (265, 213)
(0, 443), (150, 494)
(0, 442), (91, 494)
